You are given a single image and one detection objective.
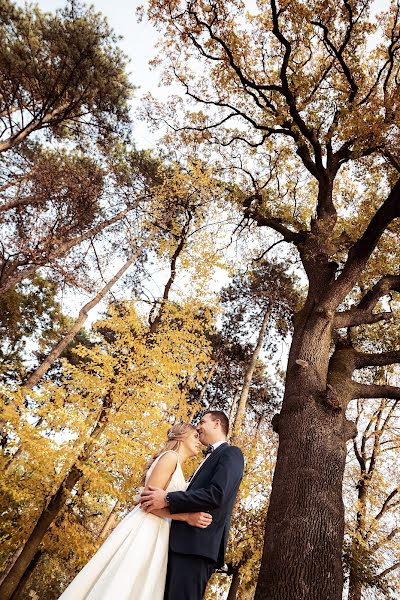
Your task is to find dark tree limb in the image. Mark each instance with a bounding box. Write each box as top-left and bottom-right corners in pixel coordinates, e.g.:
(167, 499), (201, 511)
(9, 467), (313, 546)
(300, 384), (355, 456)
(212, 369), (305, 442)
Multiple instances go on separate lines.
(354, 350), (400, 369)
(311, 0), (358, 103)
(358, 274), (400, 311)
(243, 195), (305, 244)
(334, 310), (397, 328)
(352, 383), (400, 400)
(373, 487), (399, 523)
(375, 561), (400, 580)
(325, 179), (400, 309)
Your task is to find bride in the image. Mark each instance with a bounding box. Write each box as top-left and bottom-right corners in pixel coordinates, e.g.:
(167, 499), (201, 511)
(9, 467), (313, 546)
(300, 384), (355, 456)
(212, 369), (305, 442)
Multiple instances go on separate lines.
(58, 422), (212, 600)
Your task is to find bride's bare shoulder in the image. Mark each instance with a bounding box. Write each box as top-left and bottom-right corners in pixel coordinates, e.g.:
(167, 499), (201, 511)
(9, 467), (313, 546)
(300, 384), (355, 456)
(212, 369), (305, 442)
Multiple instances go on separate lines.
(146, 451), (179, 488)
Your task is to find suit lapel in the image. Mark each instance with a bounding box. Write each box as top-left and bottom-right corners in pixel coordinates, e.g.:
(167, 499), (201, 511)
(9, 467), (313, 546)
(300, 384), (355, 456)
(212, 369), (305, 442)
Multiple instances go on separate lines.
(187, 442), (228, 489)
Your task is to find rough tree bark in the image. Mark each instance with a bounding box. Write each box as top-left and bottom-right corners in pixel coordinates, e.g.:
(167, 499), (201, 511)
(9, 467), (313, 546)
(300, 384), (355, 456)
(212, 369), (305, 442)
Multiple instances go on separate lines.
(253, 173), (400, 600)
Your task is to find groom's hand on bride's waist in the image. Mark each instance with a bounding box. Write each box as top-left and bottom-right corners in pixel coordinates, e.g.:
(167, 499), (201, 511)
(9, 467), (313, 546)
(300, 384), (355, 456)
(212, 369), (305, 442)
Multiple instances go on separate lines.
(140, 486), (167, 511)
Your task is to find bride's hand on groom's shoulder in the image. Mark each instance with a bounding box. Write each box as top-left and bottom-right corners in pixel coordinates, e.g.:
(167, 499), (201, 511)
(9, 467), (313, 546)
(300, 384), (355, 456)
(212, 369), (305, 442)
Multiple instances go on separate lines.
(185, 512), (213, 528)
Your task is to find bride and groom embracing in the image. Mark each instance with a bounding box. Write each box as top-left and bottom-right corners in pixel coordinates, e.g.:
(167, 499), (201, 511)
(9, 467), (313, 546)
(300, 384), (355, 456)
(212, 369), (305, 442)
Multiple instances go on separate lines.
(58, 410), (245, 600)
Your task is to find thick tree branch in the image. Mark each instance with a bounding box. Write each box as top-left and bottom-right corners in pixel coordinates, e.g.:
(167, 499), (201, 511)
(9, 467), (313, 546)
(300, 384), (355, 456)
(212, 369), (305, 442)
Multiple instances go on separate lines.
(352, 383), (400, 400)
(354, 350), (400, 369)
(334, 274), (400, 327)
(243, 195), (304, 244)
(325, 178), (400, 309)
(358, 274), (400, 311)
(334, 310), (397, 328)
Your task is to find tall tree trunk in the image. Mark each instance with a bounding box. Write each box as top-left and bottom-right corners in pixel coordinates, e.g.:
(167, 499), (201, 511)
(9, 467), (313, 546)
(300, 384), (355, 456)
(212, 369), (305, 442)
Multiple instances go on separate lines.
(254, 309), (356, 600)
(231, 306), (271, 443)
(0, 547), (23, 586)
(347, 576), (363, 600)
(0, 395), (112, 600)
(0, 467), (82, 600)
(9, 550), (42, 600)
(24, 248), (145, 389)
(228, 388), (240, 434)
(98, 501), (121, 540)
(227, 568), (241, 600)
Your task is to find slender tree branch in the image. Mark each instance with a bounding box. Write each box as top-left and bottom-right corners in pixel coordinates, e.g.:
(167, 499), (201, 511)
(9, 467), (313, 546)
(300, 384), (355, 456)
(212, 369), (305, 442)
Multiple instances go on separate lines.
(243, 195), (304, 244)
(370, 527), (400, 553)
(373, 487), (399, 522)
(375, 561), (400, 580)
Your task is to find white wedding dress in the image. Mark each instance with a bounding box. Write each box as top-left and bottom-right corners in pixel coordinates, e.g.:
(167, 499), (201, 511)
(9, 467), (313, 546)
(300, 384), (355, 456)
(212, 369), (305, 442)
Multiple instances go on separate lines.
(58, 451), (187, 600)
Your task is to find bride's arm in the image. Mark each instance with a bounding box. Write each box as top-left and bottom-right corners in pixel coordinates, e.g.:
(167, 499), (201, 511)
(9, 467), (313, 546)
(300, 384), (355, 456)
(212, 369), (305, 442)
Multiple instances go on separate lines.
(150, 508), (212, 528)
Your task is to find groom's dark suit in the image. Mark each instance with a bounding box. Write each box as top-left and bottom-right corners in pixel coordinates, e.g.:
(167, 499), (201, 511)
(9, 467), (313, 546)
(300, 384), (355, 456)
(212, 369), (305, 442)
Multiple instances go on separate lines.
(164, 442), (244, 600)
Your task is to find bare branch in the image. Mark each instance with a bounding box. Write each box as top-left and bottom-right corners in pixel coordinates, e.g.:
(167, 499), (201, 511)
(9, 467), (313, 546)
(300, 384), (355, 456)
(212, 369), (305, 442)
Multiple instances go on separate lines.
(334, 310), (397, 328)
(311, 2), (358, 103)
(370, 527), (400, 553)
(354, 350), (400, 369)
(243, 195), (305, 244)
(269, 0), (324, 174)
(375, 561), (400, 580)
(374, 487), (399, 523)
(352, 383), (400, 400)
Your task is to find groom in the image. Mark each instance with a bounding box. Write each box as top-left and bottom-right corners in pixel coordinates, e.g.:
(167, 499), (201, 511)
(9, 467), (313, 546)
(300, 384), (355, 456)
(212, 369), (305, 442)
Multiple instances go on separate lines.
(141, 410), (244, 600)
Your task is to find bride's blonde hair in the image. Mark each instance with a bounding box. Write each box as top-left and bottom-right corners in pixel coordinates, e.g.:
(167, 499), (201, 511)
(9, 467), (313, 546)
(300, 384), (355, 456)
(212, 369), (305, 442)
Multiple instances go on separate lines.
(140, 422), (196, 485)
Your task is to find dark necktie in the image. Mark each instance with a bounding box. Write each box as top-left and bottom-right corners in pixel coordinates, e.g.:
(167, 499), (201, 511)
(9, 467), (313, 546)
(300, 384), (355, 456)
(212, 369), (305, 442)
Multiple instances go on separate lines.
(204, 444), (214, 457)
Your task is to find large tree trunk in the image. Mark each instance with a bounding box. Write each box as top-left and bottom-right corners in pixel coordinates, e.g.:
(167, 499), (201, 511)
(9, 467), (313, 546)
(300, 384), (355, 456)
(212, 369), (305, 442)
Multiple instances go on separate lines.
(9, 550), (42, 600)
(254, 307), (355, 600)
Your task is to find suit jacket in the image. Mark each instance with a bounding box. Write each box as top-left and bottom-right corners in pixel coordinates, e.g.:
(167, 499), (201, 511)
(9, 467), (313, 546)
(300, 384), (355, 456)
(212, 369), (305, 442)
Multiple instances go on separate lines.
(167, 443), (244, 566)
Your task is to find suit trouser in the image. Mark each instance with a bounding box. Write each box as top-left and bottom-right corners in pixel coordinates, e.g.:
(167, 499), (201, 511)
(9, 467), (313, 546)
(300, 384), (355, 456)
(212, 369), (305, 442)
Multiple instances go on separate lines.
(164, 551), (215, 600)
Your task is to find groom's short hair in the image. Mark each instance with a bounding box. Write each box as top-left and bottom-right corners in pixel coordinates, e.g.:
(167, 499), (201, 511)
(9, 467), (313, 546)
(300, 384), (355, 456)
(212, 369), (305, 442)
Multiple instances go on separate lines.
(204, 410), (229, 436)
